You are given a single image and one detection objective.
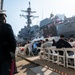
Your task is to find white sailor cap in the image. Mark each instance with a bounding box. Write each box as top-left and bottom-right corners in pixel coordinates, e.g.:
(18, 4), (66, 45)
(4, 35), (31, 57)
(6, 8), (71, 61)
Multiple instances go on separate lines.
(0, 10), (7, 17)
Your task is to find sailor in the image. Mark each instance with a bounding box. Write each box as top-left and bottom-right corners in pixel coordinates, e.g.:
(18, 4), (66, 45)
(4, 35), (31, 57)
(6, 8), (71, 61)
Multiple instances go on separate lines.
(0, 10), (16, 75)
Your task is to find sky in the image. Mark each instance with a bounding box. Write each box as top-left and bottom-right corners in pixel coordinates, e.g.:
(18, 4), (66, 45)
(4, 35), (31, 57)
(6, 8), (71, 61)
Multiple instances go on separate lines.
(3, 0), (75, 36)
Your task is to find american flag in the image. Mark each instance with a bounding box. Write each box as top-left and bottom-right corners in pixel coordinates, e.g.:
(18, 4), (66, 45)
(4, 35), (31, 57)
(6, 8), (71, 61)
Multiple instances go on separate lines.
(55, 16), (63, 24)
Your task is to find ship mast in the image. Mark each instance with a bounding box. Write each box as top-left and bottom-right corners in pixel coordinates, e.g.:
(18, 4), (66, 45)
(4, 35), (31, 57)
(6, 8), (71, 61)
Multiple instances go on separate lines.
(20, 2), (38, 30)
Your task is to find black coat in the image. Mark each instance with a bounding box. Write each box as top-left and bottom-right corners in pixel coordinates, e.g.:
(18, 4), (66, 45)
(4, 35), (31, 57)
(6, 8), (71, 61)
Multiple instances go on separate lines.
(56, 39), (72, 48)
(0, 23), (16, 62)
(56, 39), (72, 55)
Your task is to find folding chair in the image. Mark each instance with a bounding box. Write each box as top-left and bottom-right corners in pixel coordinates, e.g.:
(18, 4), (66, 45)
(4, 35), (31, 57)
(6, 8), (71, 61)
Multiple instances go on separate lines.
(28, 44), (34, 56)
(52, 47), (59, 63)
(44, 48), (49, 60)
(65, 48), (75, 69)
(37, 47), (46, 60)
(47, 47), (58, 63)
(57, 48), (65, 67)
(46, 47), (53, 62)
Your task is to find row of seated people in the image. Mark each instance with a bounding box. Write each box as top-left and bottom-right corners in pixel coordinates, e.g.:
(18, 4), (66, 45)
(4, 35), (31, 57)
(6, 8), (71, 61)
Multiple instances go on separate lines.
(40, 35), (75, 67)
(17, 40), (44, 56)
(18, 34), (75, 56)
(41, 35), (75, 55)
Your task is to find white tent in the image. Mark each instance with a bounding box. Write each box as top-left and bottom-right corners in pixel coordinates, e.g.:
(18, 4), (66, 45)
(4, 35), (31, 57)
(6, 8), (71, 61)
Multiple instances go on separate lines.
(48, 36), (60, 42)
(39, 36), (45, 40)
(31, 36), (45, 43)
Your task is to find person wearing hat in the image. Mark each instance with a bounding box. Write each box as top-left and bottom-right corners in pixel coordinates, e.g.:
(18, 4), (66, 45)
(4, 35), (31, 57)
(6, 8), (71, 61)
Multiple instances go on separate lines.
(0, 10), (16, 75)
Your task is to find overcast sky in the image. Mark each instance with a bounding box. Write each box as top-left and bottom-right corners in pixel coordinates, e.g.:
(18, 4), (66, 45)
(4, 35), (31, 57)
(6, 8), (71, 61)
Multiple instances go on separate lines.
(3, 0), (75, 36)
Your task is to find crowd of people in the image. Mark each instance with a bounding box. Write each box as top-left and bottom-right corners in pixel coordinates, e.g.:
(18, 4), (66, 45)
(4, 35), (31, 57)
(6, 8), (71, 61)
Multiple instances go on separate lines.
(15, 28), (75, 74)
(17, 34), (75, 57)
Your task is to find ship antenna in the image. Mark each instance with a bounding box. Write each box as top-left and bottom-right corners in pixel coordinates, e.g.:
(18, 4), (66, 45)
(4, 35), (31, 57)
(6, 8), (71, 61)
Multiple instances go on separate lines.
(42, 8), (43, 20)
(29, 2), (30, 8)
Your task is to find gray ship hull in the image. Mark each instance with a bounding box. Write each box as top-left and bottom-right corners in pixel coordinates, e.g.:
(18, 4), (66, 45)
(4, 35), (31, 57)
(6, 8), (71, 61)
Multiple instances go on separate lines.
(56, 21), (75, 38)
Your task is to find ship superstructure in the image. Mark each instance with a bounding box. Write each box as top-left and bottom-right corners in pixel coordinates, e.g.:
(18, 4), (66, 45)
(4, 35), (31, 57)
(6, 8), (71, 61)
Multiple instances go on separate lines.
(18, 2), (39, 41)
(56, 16), (75, 38)
(40, 13), (75, 38)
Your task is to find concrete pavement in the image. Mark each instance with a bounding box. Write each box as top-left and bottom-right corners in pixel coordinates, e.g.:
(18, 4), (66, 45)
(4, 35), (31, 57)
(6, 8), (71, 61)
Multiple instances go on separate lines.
(17, 54), (75, 75)
(15, 59), (36, 75)
(15, 57), (60, 75)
